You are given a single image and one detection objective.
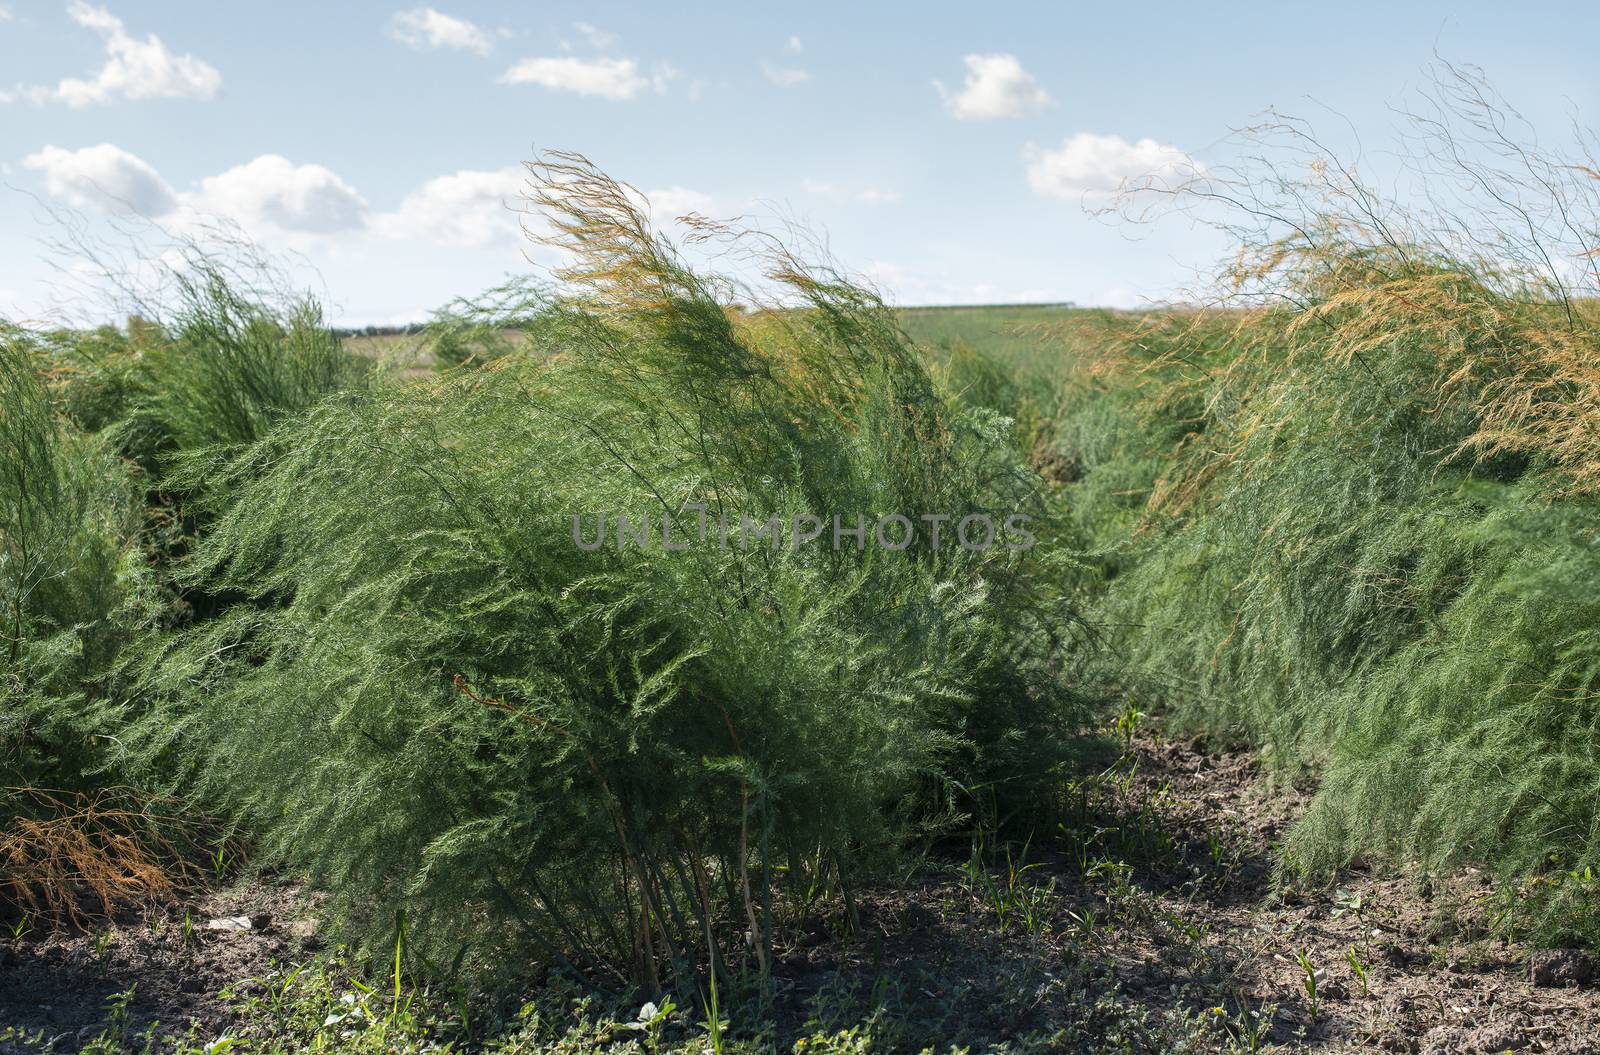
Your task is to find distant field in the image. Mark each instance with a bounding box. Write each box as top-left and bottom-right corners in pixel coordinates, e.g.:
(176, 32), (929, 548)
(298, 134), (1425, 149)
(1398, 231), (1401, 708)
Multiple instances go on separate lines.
(341, 329), (433, 371)
(896, 303), (1081, 357)
(343, 304), (1092, 374)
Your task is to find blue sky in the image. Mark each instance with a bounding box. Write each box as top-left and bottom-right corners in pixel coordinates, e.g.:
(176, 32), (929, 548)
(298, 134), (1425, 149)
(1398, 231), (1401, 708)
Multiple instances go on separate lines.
(1, 1), (1596, 325)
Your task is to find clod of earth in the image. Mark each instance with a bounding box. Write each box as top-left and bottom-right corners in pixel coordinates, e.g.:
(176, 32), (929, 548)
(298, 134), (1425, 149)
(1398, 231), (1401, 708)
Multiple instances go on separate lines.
(1421, 1022), (1529, 1055)
(1529, 948), (1595, 988)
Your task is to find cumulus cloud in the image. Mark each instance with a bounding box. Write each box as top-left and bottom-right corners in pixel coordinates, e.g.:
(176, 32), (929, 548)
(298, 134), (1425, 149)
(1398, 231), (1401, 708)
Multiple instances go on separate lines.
(935, 53), (1048, 121)
(23, 144), (371, 238)
(376, 176), (710, 249)
(388, 7), (491, 55)
(22, 143), (179, 215)
(22, 141), (714, 262)
(373, 167), (528, 246)
(500, 55), (671, 100)
(1024, 132), (1200, 201)
(640, 186), (716, 220)
(10, 2), (223, 107)
(193, 156), (368, 234)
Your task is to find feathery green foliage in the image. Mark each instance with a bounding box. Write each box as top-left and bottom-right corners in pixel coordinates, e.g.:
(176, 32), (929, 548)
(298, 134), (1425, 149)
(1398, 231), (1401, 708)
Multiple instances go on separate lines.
(130, 156), (1088, 985)
(1, 327), (143, 792)
(423, 278), (551, 370)
(0, 326), (171, 918)
(31, 262), (362, 485)
(123, 273), (361, 484)
(1048, 68), (1600, 943)
(3, 246), (367, 920)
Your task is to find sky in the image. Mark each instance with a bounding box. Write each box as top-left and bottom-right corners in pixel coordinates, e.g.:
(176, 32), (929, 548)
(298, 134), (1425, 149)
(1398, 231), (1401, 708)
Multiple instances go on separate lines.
(1, 0), (1596, 326)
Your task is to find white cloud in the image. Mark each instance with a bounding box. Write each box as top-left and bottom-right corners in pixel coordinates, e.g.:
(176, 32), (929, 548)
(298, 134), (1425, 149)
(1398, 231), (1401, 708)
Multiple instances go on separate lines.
(20, 140), (719, 272)
(759, 35), (809, 86)
(641, 186), (716, 220)
(374, 167), (528, 246)
(761, 61), (809, 87)
(652, 62), (681, 91)
(572, 21), (617, 49)
(935, 53), (1048, 121)
(0, 6), (12, 21)
(21, 2), (223, 108)
(374, 175), (714, 248)
(388, 7), (492, 55)
(1024, 133), (1200, 201)
(22, 143), (178, 215)
(194, 155), (368, 234)
(500, 55), (670, 100)
(23, 144), (369, 236)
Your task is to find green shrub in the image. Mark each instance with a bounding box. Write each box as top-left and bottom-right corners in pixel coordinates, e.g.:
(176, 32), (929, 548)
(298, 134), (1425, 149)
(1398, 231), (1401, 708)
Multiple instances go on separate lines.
(423, 279), (552, 370)
(30, 322), (148, 437)
(124, 271), (362, 481)
(24, 266), (362, 500)
(1051, 73), (1600, 943)
(132, 157), (1088, 985)
(0, 328), (171, 918)
(1, 330), (143, 790)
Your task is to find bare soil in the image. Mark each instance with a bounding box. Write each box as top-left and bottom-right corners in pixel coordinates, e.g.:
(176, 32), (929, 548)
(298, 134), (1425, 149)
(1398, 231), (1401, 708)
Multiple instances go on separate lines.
(1076, 735), (1600, 1052)
(3, 729), (1597, 1052)
(0, 882), (321, 1051)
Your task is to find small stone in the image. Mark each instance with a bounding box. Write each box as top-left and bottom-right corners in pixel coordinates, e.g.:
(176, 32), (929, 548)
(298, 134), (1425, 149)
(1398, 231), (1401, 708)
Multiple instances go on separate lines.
(1529, 948), (1593, 988)
(204, 915), (252, 933)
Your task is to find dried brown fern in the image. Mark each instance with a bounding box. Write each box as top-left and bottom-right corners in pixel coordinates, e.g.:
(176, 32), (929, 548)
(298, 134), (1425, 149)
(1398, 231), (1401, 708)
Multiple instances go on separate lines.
(1, 786), (205, 925)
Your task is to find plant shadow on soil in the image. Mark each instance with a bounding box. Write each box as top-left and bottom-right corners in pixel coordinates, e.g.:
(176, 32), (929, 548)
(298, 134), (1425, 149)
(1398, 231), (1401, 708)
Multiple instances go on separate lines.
(5, 723), (1600, 1053)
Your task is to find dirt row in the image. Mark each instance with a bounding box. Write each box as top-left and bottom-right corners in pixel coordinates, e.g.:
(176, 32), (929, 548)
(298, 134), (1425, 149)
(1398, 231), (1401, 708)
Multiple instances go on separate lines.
(3, 731), (1597, 1052)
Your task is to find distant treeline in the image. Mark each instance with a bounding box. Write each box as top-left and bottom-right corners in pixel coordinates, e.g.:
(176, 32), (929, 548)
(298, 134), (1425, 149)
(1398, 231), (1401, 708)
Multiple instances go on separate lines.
(325, 304), (1080, 340)
(330, 322), (429, 338)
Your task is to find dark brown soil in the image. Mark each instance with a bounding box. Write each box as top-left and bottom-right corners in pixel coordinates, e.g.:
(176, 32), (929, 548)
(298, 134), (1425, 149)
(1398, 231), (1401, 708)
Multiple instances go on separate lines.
(4, 730), (1598, 1052)
(1099, 735), (1600, 1052)
(0, 881), (322, 1051)
(761, 731), (1600, 1051)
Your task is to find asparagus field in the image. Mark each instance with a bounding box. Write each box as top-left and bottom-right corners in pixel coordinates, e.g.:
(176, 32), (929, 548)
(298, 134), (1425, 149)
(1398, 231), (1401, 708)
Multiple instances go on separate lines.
(5, 84), (1600, 1054)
